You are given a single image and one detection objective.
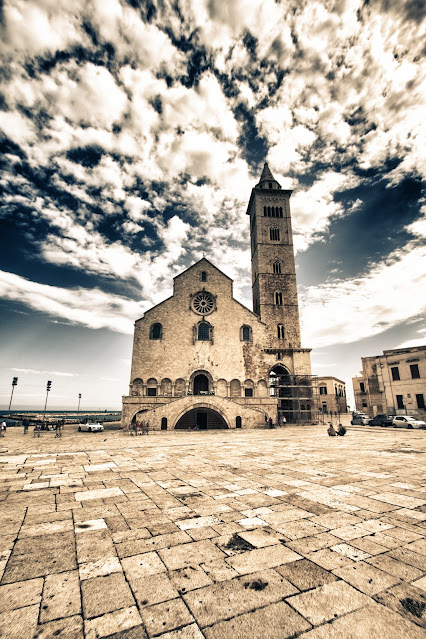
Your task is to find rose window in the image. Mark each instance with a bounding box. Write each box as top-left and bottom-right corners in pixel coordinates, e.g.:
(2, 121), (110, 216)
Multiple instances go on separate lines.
(192, 291), (215, 315)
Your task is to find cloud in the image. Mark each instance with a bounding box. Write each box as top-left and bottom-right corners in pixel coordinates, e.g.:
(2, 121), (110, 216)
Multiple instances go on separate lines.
(11, 368), (77, 377)
(0, 271), (147, 333)
(300, 241), (426, 349)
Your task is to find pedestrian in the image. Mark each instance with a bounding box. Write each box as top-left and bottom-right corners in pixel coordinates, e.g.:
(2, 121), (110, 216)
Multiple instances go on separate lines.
(23, 419), (29, 435)
(281, 416), (287, 427)
(145, 420), (150, 435)
(268, 417), (273, 429)
(327, 423), (337, 436)
(33, 424), (41, 437)
(0, 421), (6, 437)
(337, 424), (346, 436)
(55, 421), (63, 438)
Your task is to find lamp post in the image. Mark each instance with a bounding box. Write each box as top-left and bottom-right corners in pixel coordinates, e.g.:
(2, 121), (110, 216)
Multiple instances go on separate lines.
(43, 381), (52, 426)
(77, 393), (81, 412)
(8, 377), (18, 412)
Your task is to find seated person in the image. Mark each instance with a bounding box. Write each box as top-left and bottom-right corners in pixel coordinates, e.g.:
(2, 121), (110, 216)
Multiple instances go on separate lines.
(327, 423), (337, 436)
(337, 424), (347, 436)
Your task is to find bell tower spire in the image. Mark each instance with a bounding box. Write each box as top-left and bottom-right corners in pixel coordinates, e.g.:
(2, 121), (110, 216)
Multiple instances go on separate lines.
(246, 162), (303, 351)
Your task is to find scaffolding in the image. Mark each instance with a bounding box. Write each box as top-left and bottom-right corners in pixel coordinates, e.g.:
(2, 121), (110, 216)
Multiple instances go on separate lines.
(269, 371), (319, 424)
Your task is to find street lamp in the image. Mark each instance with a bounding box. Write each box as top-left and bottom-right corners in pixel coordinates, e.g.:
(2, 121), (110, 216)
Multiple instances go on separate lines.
(43, 381), (52, 426)
(8, 377), (18, 412)
(77, 393), (81, 412)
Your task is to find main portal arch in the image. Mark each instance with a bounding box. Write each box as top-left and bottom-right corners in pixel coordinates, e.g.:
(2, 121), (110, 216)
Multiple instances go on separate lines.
(174, 407), (229, 430)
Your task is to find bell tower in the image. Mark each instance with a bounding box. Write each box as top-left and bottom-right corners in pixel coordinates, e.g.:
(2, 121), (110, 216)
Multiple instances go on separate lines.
(246, 162), (302, 349)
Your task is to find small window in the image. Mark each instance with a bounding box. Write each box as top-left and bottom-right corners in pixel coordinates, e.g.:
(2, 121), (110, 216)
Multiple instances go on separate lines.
(161, 417), (167, 430)
(244, 388), (253, 397)
(270, 227), (280, 241)
(410, 364), (420, 379)
(201, 271), (207, 282)
(241, 325), (252, 341)
(198, 322), (211, 341)
(269, 182), (272, 189)
(416, 394), (425, 409)
(236, 416), (242, 428)
(360, 382), (365, 392)
(277, 324), (285, 339)
(396, 394), (404, 409)
(391, 366), (400, 381)
(273, 261), (281, 274)
(279, 207), (283, 218)
(319, 386), (327, 395)
(275, 292), (283, 305)
(362, 401), (368, 407)
(147, 388), (157, 397)
(150, 323), (162, 340)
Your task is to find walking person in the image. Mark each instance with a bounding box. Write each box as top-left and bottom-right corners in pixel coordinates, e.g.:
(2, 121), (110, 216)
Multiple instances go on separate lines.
(23, 419), (29, 435)
(0, 421), (6, 437)
(281, 415), (287, 427)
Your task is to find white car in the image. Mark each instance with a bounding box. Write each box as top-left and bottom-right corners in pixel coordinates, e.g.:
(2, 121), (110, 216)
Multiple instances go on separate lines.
(78, 422), (104, 432)
(392, 416), (426, 429)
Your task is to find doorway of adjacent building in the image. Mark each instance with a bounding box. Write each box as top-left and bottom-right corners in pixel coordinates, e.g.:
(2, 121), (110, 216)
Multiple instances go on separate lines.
(174, 408), (228, 429)
(193, 374), (209, 395)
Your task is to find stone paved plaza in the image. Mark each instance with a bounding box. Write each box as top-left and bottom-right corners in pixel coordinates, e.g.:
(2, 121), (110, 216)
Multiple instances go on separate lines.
(0, 424), (426, 639)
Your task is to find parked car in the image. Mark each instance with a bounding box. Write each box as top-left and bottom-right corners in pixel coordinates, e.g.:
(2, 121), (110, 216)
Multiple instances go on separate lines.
(351, 414), (370, 425)
(369, 414), (396, 427)
(392, 415), (426, 429)
(78, 422), (104, 432)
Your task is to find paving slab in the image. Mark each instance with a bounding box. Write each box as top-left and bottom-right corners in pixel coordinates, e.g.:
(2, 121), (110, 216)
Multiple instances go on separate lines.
(0, 424), (426, 637)
(297, 601), (426, 638)
(183, 568), (298, 627)
(203, 600), (311, 638)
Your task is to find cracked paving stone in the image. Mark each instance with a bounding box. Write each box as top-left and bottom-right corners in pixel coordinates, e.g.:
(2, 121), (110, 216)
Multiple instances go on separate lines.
(203, 600), (311, 639)
(183, 568), (298, 627)
(287, 580), (371, 626)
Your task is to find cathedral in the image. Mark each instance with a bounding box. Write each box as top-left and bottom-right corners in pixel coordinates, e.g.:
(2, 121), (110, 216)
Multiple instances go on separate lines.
(122, 163), (314, 430)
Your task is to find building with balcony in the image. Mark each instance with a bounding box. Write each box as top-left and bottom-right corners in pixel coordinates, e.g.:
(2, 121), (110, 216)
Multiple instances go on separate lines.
(352, 345), (426, 418)
(317, 376), (347, 417)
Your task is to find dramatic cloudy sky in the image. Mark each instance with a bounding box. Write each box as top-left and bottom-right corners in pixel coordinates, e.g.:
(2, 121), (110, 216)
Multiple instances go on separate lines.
(0, 0), (425, 411)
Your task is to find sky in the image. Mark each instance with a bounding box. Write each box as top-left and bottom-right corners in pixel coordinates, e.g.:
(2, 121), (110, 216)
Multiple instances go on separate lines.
(0, 0), (425, 411)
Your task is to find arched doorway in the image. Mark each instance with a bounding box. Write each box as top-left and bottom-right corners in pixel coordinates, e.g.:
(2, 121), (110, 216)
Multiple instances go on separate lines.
(161, 417), (167, 430)
(131, 409), (148, 424)
(193, 374), (209, 395)
(175, 408), (228, 430)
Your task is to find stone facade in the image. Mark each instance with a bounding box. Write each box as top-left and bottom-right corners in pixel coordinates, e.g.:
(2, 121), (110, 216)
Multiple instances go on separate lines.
(122, 164), (313, 429)
(352, 345), (426, 418)
(317, 376), (347, 416)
